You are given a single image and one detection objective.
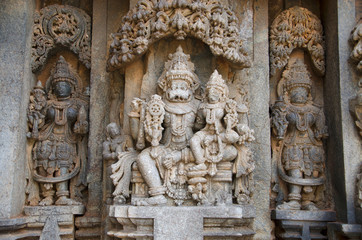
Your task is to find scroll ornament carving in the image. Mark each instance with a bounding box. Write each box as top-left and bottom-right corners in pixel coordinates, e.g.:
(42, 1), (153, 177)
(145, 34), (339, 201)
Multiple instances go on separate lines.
(32, 5), (91, 72)
(270, 6), (325, 76)
(271, 59), (328, 210)
(26, 56), (89, 206)
(107, 46), (255, 206)
(107, 0), (250, 70)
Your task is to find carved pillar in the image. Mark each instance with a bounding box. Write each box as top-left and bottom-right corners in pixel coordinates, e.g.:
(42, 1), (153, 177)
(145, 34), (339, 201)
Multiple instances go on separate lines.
(0, 0), (35, 220)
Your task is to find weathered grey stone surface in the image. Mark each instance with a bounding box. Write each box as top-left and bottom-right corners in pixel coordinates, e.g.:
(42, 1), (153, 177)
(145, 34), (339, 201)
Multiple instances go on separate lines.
(327, 223), (362, 240)
(322, 0), (362, 224)
(0, 0), (35, 219)
(272, 210), (336, 239)
(109, 205), (255, 240)
(249, 0), (274, 238)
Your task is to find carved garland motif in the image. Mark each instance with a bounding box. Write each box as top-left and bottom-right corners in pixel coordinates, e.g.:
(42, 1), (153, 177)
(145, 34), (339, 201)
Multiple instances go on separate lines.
(107, 0), (250, 70)
(270, 6), (325, 76)
(32, 5), (91, 72)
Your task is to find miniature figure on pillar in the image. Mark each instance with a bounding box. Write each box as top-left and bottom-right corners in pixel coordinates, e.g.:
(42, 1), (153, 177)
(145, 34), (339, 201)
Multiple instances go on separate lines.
(27, 56), (89, 206)
(271, 59), (328, 210)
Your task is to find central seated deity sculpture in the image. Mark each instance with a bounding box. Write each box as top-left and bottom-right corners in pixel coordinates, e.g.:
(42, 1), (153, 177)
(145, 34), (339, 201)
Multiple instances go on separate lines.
(110, 46), (254, 206)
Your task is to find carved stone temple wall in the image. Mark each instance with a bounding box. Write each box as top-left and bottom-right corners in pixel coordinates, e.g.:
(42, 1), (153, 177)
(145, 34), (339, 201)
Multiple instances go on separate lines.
(0, 0), (361, 239)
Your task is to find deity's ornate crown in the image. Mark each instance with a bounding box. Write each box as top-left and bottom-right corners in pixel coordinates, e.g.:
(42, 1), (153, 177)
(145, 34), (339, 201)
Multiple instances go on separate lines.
(50, 56), (77, 87)
(206, 70), (228, 97)
(158, 46), (200, 92)
(283, 59), (312, 92)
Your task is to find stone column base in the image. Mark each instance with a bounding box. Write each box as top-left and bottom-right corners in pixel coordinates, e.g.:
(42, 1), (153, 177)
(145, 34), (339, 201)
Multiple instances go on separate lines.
(327, 223), (362, 240)
(271, 210), (336, 239)
(0, 205), (84, 240)
(108, 205), (255, 240)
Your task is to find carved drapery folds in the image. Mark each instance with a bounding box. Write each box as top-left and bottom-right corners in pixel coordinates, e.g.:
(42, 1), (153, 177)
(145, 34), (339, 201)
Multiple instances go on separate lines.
(270, 6), (325, 76)
(31, 5), (91, 72)
(107, 0), (250, 71)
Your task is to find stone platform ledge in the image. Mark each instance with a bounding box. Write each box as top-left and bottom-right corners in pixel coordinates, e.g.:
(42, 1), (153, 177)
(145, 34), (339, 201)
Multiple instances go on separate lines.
(272, 209), (337, 240)
(271, 209), (336, 221)
(110, 204), (255, 219)
(108, 205), (255, 240)
(24, 205), (85, 216)
(327, 222), (362, 240)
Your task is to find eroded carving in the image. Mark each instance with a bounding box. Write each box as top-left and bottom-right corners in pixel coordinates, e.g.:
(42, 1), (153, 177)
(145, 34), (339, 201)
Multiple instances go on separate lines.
(109, 46), (254, 206)
(32, 5), (91, 72)
(270, 6), (325, 76)
(107, 0), (250, 70)
(271, 59), (328, 210)
(27, 56), (89, 206)
(351, 19), (362, 71)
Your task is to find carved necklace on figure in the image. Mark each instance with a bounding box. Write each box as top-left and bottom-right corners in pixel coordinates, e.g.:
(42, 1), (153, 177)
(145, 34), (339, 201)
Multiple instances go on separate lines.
(51, 100), (72, 126)
(288, 104), (314, 132)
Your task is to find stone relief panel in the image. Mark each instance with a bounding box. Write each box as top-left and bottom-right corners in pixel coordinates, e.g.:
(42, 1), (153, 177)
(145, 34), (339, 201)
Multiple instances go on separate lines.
(32, 4), (91, 72)
(107, 0), (250, 71)
(350, 19), (362, 138)
(106, 46), (255, 207)
(270, 6), (325, 76)
(271, 59), (328, 211)
(26, 56), (89, 206)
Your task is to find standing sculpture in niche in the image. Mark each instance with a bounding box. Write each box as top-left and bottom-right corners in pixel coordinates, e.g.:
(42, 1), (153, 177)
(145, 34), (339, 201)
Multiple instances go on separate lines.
(110, 46), (255, 206)
(27, 56), (89, 206)
(271, 59), (328, 210)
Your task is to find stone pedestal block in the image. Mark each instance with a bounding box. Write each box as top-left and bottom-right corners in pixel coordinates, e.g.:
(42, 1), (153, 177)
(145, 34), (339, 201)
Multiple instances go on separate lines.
(272, 210), (336, 239)
(327, 222), (362, 240)
(108, 205), (255, 240)
(0, 206), (84, 240)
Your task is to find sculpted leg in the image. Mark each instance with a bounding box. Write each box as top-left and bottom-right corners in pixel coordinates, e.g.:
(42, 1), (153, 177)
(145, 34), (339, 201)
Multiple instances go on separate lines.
(277, 169), (302, 210)
(38, 166), (55, 206)
(190, 133), (207, 171)
(136, 150), (166, 206)
(55, 167), (81, 205)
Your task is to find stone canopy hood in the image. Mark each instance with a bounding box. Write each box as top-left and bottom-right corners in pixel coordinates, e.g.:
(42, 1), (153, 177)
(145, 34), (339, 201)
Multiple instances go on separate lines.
(107, 0), (251, 71)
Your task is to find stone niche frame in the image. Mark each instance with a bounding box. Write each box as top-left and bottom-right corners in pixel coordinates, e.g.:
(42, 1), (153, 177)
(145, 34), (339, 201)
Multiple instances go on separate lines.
(104, 0), (265, 239)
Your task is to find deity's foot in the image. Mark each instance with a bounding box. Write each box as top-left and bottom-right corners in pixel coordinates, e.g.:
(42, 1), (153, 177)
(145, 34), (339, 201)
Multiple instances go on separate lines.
(55, 196), (82, 206)
(39, 196), (54, 206)
(135, 195), (167, 206)
(302, 202), (319, 211)
(189, 163), (207, 171)
(276, 200), (301, 210)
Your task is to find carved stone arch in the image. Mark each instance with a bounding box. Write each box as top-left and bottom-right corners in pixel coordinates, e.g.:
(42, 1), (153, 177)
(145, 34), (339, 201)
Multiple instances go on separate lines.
(107, 0), (251, 71)
(270, 6), (325, 76)
(31, 5), (91, 72)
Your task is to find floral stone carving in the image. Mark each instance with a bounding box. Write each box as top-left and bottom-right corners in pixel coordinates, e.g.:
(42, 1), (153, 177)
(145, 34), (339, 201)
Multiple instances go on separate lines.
(26, 56), (89, 206)
(270, 6), (325, 76)
(32, 5), (91, 72)
(271, 59), (328, 210)
(108, 46), (254, 206)
(107, 0), (250, 70)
